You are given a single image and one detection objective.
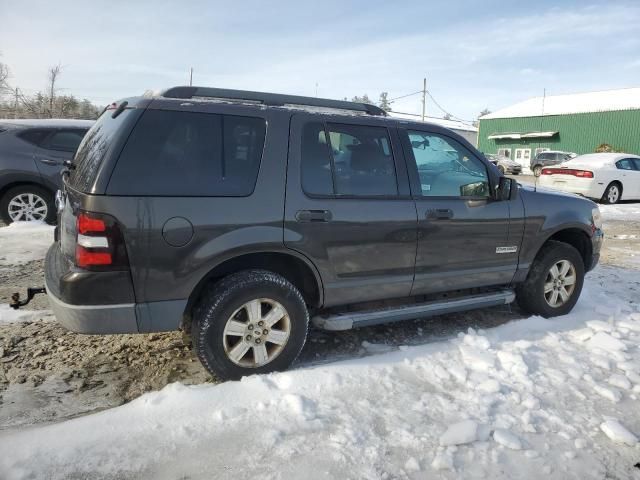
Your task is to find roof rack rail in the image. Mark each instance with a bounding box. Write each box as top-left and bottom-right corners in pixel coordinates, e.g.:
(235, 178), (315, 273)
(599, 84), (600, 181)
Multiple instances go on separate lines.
(161, 86), (388, 117)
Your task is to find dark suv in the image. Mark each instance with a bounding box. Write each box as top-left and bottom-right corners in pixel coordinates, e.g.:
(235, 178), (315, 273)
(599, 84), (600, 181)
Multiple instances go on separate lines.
(43, 87), (603, 380)
(531, 150), (576, 176)
(0, 119), (93, 224)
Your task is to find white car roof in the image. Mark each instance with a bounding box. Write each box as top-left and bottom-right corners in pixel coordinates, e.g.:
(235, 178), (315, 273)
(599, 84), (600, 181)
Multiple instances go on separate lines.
(565, 153), (640, 167)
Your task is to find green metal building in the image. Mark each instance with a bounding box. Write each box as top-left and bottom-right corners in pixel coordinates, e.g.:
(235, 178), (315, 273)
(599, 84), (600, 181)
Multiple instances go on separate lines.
(478, 87), (640, 171)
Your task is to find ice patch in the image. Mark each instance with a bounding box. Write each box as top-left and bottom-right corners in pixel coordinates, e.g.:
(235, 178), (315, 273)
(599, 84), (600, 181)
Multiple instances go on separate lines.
(587, 332), (626, 352)
(493, 428), (522, 450)
(600, 420), (638, 445)
(440, 419), (478, 446)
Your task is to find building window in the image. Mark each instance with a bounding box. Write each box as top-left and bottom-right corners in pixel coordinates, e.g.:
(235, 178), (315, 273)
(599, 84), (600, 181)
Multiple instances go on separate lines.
(497, 148), (511, 158)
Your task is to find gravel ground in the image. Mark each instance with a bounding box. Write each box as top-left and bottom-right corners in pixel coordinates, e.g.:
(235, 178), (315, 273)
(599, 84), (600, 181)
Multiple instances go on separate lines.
(0, 211), (637, 429)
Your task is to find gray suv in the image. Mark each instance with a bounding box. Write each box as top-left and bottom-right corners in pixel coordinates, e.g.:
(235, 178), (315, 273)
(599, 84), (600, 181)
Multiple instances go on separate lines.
(38, 87), (603, 380)
(531, 150), (576, 176)
(0, 119), (93, 223)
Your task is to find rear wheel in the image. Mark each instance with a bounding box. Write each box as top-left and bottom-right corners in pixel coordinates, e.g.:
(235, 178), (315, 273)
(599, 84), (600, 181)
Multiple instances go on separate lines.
(601, 182), (621, 204)
(0, 185), (55, 224)
(516, 241), (585, 318)
(192, 270), (309, 380)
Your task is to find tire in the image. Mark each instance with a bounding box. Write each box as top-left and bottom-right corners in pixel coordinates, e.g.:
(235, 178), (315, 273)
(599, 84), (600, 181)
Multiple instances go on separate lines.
(192, 270), (309, 380)
(516, 241), (585, 318)
(0, 185), (56, 224)
(498, 165), (506, 175)
(533, 165), (543, 177)
(600, 182), (622, 205)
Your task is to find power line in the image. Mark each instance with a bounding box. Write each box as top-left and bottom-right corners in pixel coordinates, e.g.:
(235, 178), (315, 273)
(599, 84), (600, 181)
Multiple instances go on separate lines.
(388, 90), (422, 102)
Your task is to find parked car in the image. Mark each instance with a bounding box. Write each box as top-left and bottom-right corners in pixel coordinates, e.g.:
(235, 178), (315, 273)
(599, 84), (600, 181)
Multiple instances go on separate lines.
(40, 87), (602, 380)
(484, 153), (522, 175)
(539, 153), (640, 204)
(531, 150), (577, 176)
(0, 119), (93, 224)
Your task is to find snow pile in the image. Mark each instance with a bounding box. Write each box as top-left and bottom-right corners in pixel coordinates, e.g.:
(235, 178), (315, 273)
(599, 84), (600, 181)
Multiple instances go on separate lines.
(0, 268), (639, 479)
(0, 221), (54, 266)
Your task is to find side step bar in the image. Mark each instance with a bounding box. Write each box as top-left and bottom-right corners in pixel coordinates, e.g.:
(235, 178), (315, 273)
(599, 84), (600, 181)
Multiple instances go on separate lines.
(312, 289), (515, 331)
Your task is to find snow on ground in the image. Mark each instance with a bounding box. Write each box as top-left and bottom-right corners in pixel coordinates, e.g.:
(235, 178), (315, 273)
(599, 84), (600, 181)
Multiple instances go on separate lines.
(0, 221), (54, 266)
(600, 202), (640, 222)
(0, 304), (50, 325)
(1, 266), (639, 480)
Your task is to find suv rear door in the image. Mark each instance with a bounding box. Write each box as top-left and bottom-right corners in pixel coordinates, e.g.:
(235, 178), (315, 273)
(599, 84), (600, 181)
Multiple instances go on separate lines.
(399, 127), (519, 295)
(284, 114), (417, 307)
(33, 128), (88, 188)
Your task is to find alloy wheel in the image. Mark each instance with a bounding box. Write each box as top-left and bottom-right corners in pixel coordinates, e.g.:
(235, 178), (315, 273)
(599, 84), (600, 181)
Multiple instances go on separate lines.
(544, 259), (576, 308)
(222, 298), (291, 367)
(7, 193), (48, 222)
(607, 185), (619, 204)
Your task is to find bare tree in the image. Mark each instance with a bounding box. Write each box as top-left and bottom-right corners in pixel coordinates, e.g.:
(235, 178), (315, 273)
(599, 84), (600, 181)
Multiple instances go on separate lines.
(47, 64), (62, 118)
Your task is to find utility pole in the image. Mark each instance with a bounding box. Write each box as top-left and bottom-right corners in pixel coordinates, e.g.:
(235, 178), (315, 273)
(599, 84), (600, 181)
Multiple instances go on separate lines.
(189, 67), (193, 86)
(421, 77), (426, 121)
(14, 87), (19, 119)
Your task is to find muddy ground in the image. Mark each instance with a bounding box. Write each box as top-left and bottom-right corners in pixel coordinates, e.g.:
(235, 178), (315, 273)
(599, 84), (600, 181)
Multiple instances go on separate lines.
(0, 214), (638, 429)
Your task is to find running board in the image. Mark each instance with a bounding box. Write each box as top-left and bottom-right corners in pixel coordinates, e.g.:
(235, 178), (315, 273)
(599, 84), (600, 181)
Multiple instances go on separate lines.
(312, 289), (515, 331)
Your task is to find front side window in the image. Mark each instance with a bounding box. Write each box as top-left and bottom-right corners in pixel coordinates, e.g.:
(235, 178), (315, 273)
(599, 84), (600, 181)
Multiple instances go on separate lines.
(616, 159), (635, 170)
(300, 121), (398, 197)
(406, 130), (490, 197)
(108, 110), (266, 196)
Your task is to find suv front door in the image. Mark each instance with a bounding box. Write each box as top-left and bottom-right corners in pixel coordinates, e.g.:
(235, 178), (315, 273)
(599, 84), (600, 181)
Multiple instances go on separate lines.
(399, 128), (520, 295)
(284, 114), (417, 307)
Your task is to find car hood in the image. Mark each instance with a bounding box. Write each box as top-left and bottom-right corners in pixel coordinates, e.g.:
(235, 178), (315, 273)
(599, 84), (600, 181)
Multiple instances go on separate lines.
(519, 183), (597, 219)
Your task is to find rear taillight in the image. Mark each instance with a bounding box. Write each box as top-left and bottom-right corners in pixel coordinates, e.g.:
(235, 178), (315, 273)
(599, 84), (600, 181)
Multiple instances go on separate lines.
(541, 168), (593, 178)
(75, 212), (128, 270)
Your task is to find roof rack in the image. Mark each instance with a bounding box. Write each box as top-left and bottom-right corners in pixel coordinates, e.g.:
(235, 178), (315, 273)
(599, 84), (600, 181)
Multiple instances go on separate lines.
(161, 86), (388, 117)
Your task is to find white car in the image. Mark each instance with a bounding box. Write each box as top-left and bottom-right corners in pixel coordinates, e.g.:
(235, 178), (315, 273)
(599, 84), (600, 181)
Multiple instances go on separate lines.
(538, 153), (640, 204)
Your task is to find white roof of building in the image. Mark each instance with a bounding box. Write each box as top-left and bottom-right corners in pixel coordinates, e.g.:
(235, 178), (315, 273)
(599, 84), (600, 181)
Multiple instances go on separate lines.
(389, 112), (478, 132)
(481, 87), (640, 120)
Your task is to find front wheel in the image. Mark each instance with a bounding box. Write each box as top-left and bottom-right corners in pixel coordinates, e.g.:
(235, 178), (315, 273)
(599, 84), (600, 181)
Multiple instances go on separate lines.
(192, 270), (309, 380)
(516, 241), (585, 318)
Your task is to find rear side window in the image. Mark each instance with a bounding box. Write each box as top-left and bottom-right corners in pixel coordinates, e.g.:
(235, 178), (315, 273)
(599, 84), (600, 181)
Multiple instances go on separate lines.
(108, 110), (266, 196)
(616, 159), (635, 170)
(300, 121), (398, 197)
(45, 129), (87, 152)
(70, 109), (135, 192)
(18, 129), (49, 146)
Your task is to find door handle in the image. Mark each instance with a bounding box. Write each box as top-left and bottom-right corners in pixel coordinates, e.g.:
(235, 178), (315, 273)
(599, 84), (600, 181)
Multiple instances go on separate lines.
(38, 158), (62, 166)
(426, 208), (454, 220)
(296, 209), (332, 222)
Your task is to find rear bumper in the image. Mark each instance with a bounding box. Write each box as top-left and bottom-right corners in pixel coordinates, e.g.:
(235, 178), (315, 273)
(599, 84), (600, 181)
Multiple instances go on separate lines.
(46, 278), (138, 333)
(45, 243), (138, 334)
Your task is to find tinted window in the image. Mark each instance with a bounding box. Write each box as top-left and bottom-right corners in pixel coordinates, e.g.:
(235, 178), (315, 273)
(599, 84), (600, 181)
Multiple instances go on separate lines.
(301, 121), (333, 195)
(70, 109), (135, 192)
(631, 159), (640, 171)
(46, 129), (87, 152)
(327, 123), (397, 196)
(616, 159), (635, 170)
(18, 129), (49, 146)
(108, 110), (266, 196)
(406, 130), (489, 197)
(538, 152), (553, 160)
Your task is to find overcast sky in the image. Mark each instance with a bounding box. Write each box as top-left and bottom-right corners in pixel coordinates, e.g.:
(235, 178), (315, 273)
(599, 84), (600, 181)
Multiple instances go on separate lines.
(1, 0), (639, 121)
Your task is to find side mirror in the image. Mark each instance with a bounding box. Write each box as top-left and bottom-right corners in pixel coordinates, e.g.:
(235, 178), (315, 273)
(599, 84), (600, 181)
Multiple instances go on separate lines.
(495, 177), (517, 201)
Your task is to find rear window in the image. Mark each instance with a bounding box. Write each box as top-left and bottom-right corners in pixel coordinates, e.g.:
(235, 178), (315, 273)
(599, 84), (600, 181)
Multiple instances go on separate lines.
(107, 110), (266, 196)
(69, 109), (135, 192)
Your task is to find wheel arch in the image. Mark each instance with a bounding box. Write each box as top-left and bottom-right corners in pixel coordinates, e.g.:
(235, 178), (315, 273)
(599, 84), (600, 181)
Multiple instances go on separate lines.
(541, 227), (593, 271)
(181, 249), (324, 333)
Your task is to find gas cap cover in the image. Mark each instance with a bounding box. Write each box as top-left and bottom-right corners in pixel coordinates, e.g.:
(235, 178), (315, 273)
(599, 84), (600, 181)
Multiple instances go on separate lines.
(162, 217), (194, 247)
